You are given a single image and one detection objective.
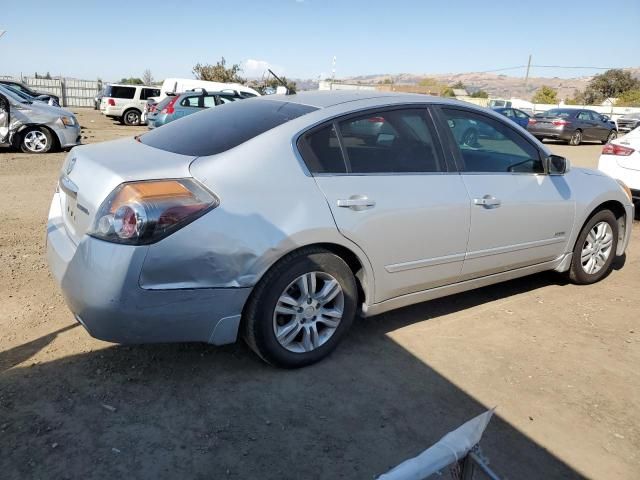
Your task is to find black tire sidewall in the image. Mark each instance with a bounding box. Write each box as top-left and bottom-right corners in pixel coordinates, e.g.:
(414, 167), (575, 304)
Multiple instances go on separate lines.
(246, 251), (358, 368)
(123, 110), (140, 126)
(20, 127), (53, 154)
(570, 210), (618, 284)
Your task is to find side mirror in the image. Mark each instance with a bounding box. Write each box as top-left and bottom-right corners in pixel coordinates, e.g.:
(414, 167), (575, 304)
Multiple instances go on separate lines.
(545, 154), (569, 175)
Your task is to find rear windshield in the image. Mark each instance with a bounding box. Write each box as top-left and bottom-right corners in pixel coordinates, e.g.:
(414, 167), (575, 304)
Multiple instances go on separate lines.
(105, 85), (136, 99)
(544, 109), (574, 118)
(139, 99), (318, 156)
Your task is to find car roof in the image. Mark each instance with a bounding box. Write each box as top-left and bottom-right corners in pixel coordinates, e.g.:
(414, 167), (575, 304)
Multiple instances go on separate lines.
(256, 90), (468, 109)
(108, 83), (158, 88)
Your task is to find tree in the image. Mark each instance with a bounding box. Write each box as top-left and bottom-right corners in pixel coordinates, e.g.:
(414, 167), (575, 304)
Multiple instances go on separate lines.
(583, 69), (639, 104)
(451, 80), (465, 89)
(617, 89), (640, 107)
(265, 76), (297, 94)
(532, 85), (558, 104)
(470, 90), (488, 98)
(193, 57), (245, 84)
(441, 87), (456, 97)
(119, 77), (144, 85)
(142, 69), (153, 85)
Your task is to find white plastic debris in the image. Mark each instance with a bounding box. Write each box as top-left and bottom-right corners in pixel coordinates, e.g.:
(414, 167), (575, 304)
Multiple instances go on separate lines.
(378, 409), (495, 480)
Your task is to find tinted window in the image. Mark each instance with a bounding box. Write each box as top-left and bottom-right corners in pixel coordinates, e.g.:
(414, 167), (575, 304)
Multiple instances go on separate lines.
(339, 109), (444, 173)
(203, 95), (216, 108)
(514, 109), (529, 119)
(141, 88), (160, 100)
(545, 109), (574, 118)
(500, 109), (514, 118)
(577, 111), (591, 121)
(298, 125), (347, 174)
(107, 85), (135, 99)
(442, 108), (542, 174)
(218, 95), (239, 104)
(140, 99), (317, 156)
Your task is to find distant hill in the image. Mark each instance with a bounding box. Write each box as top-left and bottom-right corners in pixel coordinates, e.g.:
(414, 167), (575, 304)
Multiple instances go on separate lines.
(296, 67), (640, 100)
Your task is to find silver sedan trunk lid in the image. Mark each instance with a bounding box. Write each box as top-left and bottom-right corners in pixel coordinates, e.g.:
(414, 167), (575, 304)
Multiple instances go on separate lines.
(58, 137), (196, 244)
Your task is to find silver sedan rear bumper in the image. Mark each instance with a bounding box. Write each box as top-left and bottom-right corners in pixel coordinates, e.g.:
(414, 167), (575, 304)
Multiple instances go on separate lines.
(46, 193), (251, 345)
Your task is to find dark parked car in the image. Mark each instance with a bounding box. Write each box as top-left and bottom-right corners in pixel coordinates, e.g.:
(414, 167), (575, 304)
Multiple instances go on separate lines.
(493, 107), (530, 128)
(0, 79), (60, 105)
(527, 108), (617, 146)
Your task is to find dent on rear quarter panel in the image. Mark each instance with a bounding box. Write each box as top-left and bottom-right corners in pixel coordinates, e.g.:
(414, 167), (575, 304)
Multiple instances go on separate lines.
(139, 127), (375, 295)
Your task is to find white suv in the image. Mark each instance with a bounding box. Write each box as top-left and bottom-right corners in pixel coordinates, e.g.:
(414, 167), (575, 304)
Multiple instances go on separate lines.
(100, 84), (160, 126)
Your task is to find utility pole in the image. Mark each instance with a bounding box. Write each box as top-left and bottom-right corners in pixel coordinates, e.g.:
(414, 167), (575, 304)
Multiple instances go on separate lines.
(331, 56), (336, 84)
(0, 30), (6, 39)
(524, 54), (532, 89)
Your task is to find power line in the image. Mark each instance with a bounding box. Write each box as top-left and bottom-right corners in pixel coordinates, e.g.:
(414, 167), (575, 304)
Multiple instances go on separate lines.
(531, 64), (619, 70)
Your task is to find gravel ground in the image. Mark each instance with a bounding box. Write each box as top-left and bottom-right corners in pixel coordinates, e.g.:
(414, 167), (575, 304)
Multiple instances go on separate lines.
(0, 109), (638, 479)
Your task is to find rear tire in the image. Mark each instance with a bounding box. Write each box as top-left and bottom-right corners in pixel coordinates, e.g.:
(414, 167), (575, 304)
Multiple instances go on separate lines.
(569, 209), (618, 284)
(602, 130), (617, 144)
(19, 127), (54, 154)
(568, 129), (582, 146)
(243, 247), (358, 368)
(122, 109), (141, 126)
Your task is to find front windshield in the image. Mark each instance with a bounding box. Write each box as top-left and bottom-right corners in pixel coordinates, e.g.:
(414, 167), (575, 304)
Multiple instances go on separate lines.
(3, 85), (34, 102)
(0, 85), (32, 104)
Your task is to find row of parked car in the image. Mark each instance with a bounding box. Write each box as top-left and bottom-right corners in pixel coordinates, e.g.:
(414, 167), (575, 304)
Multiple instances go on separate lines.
(95, 78), (261, 127)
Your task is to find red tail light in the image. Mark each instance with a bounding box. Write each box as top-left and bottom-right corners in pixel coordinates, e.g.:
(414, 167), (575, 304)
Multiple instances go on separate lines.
(528, 118), (537, 125)
(107, 98), (115, 106)
(602, 143), (634, 156)
(552, 120), (570, 126)
(162, 96), (179, 114)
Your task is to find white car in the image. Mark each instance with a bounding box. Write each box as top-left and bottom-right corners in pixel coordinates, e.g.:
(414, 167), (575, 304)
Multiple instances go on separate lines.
(100, 84), (160, 126)
(598, 127), (640, 208)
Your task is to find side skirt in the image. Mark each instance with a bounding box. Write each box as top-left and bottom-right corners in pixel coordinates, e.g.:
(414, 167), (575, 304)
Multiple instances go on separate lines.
(361, 253), (570, 318)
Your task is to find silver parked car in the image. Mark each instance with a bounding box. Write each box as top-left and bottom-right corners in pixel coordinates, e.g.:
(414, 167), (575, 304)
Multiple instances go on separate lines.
(1, 84), (81, 153)
(46, 92), (634, 367)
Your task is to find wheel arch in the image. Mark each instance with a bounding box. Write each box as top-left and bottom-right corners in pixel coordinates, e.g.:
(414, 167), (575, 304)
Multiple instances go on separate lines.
(249, 241), (374, 312)
(579, 199), (628, 256)
(14, 124), (60, 151)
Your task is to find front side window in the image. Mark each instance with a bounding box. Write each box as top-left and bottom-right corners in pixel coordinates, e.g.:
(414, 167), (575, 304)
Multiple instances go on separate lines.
(514, 109), (529, 119)
(441, 108), (543, 174)
(577, 111), (591, 121)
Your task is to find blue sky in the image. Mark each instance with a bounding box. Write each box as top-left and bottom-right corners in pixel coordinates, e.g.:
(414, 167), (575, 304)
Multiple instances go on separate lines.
(1, 0), (638, 82)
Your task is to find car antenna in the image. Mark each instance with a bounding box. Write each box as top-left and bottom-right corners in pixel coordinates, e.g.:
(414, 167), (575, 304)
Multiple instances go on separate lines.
(267, 69), (290, 95)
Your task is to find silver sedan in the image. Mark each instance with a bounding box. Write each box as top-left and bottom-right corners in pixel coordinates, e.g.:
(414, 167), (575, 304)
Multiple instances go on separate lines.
(46, 92), (634, 367)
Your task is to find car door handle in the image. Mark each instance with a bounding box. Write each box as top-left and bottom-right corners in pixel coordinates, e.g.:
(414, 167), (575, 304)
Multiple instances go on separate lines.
(473, 195), (501, 208)
(336, 196), (376, 210)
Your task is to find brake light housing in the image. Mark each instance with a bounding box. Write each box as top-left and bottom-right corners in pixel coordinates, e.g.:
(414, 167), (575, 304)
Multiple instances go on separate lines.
(89, 179), (218, 245)
(107, 98), (115, 106)
(552, 120), (570, 126)
(528, 118), (537, 125)
(162, 96), (179, 114)
(602, 143), (634, 156)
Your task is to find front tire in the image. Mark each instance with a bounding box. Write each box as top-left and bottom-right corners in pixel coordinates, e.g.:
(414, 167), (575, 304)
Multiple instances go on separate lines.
(569, 210), (618, 284)
(19, 127), (54, 153)
(243, 248), (358, 368)
(602, 130), (617, 144)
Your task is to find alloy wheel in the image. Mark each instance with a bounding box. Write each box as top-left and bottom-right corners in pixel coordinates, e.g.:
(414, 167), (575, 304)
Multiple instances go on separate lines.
(126, 111), (140, 125)
(272, 271), (344, 353)
(23, 130), (48, 152)
(581, 221), (613, 275)
(607, 130), (617, 142)
(570, 130), (582, 145)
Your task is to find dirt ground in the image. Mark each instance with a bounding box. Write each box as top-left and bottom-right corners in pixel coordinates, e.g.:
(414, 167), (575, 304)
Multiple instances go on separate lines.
(0, 109), (638, 480)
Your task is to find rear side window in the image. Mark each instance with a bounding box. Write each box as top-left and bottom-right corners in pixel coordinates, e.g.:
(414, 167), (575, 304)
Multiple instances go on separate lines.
(107, 86), (135, 99)
(298, 108), (444, 174)
(141, 88), (160, 100)
(140, 99), (317, 156)
(181, 95), (201, 107)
